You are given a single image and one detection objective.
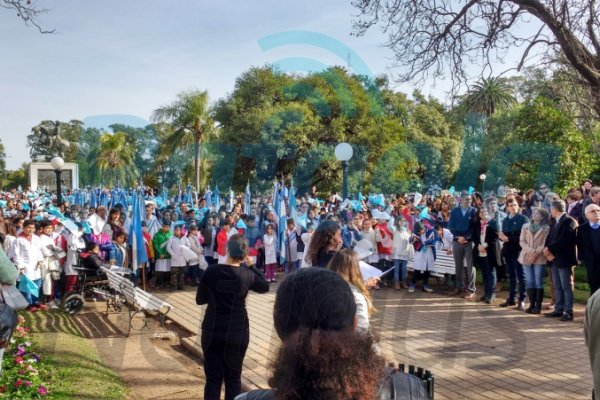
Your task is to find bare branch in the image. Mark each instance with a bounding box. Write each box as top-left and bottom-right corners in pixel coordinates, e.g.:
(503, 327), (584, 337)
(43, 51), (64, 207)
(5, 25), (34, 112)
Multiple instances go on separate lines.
(1, 0), (54, 33)
(353, 0), (600, 118)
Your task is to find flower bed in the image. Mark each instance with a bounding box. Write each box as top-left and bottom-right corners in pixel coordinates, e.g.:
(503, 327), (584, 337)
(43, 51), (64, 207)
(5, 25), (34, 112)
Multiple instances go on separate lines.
(0, 314), (49, 398)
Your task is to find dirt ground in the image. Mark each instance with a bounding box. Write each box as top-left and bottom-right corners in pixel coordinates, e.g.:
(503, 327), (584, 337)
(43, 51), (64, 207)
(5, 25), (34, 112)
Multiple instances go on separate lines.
(74, 302), (205, 400)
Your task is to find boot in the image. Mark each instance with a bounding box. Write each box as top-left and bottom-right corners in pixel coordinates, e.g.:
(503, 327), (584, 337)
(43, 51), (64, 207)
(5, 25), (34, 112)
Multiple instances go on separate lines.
(525, 289), (536, 313)
(531, 288), (543, 314)
(177, 268), (185, 290)
(170, 268), (178, 291)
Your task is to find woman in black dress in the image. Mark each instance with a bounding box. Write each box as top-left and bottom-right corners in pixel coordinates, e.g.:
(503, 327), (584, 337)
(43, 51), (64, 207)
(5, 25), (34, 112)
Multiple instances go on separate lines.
(196, 234), (269, 400)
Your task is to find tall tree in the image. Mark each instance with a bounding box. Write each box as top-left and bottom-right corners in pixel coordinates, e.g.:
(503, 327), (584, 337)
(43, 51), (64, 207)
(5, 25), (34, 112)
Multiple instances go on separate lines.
(353, 0), (600, 119)
(93, 132), (138, 187)
(461, 77), (517, 117)
(152, 90), (214, 192)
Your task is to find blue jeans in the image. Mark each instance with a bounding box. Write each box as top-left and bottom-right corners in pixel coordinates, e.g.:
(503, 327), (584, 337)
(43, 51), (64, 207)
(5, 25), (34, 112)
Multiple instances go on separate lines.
(551, 264), (573, 314)
(21, 278), (42, 305)
(523, 264), (545, 289)
(478, 255), (497, 300)
(505, 256), (526, 302)
(392, 259), (408, 283)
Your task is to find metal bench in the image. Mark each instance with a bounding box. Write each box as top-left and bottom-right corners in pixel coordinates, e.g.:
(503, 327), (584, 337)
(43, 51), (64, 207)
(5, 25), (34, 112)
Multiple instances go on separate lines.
(100, 267), (173, 336)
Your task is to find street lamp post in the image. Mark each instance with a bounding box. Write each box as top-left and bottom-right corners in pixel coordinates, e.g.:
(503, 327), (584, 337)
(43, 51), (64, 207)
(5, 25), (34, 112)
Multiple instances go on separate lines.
(334, 143), (353, 200)
(51, 156), (65, 204)
(479, 173), (487, 196)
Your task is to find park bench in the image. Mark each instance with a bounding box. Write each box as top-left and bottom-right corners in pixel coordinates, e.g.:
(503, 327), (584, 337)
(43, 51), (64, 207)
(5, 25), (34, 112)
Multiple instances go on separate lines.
(100, 267), (173, 336)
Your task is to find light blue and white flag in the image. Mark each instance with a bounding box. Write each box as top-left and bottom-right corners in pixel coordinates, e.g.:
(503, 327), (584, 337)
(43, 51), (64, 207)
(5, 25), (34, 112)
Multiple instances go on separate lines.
(244, 182), (251, 215)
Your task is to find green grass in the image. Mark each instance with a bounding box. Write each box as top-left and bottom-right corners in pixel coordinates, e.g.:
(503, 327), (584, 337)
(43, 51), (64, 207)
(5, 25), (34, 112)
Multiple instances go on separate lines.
(22, 312), (128, 400)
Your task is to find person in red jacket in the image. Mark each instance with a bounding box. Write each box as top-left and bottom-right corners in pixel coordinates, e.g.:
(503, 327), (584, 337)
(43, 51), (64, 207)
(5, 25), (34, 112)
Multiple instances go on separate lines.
(374, 211), (393, 280)
(216, 218), (233, 264)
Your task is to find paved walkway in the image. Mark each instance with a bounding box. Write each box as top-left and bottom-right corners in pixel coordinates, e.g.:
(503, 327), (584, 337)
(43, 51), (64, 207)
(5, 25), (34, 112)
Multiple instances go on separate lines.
(155, 280), (593, 400)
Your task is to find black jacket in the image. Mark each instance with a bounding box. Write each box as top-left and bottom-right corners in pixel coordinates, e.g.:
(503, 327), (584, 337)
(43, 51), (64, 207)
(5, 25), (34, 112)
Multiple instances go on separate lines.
(577, 222), (600, 274)
(502, 214), (529, 259)
(546, 214), (578, 269)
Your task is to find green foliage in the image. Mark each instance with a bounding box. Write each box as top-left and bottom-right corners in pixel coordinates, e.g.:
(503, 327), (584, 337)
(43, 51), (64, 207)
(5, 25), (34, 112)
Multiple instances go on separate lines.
(4, 163), (29, 191)
(370, 144), (418, 194)
(211, 66), (459, 195)
(153, 90), (217, 191)
(484, 97), (595, 195)
(92, 132), (138, 187)
(460, 77), (516, 116)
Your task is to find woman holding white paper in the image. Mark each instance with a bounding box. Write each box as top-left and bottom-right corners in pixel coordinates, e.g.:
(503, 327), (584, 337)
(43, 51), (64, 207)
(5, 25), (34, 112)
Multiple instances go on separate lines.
(327, 248), (375, 333)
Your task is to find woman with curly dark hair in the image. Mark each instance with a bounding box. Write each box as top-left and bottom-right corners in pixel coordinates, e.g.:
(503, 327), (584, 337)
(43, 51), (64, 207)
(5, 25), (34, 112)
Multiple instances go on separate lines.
(235, 268), (431, 400)
(304, 220), (343, 268)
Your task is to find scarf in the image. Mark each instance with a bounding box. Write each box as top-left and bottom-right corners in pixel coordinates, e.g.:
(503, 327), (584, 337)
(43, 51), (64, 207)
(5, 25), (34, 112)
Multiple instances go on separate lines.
(529, 223), (543, 234)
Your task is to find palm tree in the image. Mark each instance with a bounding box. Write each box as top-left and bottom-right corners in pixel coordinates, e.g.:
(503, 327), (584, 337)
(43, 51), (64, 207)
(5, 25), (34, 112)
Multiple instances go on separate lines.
(152, 90), (214, 192)
(461, 76), (517, 117)
(93, 131), (138, 186)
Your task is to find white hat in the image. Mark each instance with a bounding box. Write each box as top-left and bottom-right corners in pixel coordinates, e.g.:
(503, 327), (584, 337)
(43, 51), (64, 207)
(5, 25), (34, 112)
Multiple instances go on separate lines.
(354, 239), (374, 260)
(377, 211), (391, 221)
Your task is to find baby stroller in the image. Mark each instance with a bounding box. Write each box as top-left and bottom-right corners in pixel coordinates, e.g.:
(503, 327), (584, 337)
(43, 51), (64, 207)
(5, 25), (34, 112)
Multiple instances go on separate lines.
(62, 251), (110, 315)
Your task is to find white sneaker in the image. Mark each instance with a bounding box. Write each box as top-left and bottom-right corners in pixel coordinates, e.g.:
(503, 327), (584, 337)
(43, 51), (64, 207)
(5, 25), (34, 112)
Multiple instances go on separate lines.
(408, 285), (415, 293)
(49, 301), (59, 310)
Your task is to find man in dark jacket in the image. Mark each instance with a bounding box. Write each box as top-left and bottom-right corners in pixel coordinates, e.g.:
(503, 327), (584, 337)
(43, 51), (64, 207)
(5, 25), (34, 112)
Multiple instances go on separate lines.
(448, 192), (477, 298)
(544, 200), (578, 321)
(577, 204), (600, 295)
(498, 196), (529, 309)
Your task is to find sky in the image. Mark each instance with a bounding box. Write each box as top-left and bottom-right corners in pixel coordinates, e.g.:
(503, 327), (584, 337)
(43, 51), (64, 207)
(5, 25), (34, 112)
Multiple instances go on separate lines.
(0, 1), (533, 170)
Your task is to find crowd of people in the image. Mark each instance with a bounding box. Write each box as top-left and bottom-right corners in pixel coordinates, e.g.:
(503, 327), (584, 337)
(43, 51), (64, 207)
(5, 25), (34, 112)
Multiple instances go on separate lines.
(0, 179), (599, 398)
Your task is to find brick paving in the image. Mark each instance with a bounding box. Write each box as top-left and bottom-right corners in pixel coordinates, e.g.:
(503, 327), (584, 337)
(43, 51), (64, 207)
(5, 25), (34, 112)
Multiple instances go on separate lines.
(155, 279), (593, 400)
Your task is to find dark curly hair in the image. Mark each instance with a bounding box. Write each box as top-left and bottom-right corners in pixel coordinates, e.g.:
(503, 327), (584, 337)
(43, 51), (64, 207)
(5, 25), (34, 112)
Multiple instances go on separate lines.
(305, 220), (341, 266)
(269, 329), (385, 400)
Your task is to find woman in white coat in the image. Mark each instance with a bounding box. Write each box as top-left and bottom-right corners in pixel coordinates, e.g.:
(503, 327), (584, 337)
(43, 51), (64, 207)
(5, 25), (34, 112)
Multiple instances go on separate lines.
(187, 224), (206, 286)
(167, 224), (190, 291)
(263, 224), (277, 282)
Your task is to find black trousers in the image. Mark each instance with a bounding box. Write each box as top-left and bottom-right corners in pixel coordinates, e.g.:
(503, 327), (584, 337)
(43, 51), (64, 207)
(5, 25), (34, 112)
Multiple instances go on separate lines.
(588, 268), (600, 295)
(201, 329), (250, 400)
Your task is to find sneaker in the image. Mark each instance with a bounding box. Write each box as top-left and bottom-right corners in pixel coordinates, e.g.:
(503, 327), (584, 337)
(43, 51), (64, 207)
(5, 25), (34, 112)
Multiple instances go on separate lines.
(27, 306), (39, 313)
(37, 304), (49, 311)
(408, 285), (415, 293)
(423, 286), (433, 293)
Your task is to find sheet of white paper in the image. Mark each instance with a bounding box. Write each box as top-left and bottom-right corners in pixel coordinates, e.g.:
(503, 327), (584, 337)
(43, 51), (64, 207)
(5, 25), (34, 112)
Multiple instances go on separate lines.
(359, 261), (395, 281)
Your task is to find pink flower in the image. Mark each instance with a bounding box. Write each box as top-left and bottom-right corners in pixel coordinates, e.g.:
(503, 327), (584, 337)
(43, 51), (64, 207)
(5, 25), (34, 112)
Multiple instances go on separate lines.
(15, 356), (23, 364)
(14, 379), (23, 388)
(37, 386), (48, 396)
(24, 381), (32, 387)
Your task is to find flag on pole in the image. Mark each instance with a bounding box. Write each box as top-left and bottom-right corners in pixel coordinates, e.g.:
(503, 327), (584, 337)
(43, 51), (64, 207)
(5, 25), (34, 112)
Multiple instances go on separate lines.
(205, 186), (212, 208)
(271, 180), (278, 210)
(213, 187), (220, 210)
(288, 185), (297, 223)
(129, 188), (149, 275)
(244, 182), (251, 215)
(277, 188), (287, 265)
(229, 188), (234, 212)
